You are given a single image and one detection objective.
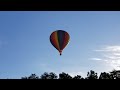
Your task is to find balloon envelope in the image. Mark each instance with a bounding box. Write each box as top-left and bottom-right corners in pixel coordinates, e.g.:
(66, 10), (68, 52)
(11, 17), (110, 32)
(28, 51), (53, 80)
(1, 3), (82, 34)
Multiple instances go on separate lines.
(50, 30), (70, 55)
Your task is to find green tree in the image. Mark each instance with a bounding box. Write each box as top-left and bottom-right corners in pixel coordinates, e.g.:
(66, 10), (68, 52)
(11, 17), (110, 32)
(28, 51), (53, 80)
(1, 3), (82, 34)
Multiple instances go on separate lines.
(99, 72), (111, 79)
(59, 72), (72, 79)
(109, 69), (120, 79)
(73, 75), (84, 79)
(28, 74), (39, 79)
(86, 70), (98, 79)
(40, 72), (58, 79)
(21, 76), (28, 79)
(21, 74), (39, 79)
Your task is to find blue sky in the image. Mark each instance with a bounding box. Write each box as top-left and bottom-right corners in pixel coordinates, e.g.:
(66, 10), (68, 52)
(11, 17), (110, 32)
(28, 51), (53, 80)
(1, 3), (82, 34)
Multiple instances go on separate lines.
(0, 11), (120, 78)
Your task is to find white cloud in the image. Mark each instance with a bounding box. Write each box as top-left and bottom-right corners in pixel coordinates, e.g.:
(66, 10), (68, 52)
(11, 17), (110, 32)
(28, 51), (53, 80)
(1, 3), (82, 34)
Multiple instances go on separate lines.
(113, 53), (120, 56)
(95, 46), (120, 52)
(92, 45), (120, 70)
(91, 58), (102, 61)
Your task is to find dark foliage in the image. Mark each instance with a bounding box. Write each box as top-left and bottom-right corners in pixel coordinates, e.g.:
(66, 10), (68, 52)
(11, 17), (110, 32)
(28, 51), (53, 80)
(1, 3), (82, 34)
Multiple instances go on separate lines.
(21, 70), (120, 79)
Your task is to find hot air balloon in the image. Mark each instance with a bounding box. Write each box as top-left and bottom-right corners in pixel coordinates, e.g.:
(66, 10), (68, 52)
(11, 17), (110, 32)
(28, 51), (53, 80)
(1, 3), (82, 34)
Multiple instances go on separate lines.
(50, 30), (70, 56)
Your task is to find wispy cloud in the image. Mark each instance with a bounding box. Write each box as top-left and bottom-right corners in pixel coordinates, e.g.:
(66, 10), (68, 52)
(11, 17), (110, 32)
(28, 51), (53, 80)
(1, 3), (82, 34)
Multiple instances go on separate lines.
(92, 45), (120, 70)
(91, 58), (102, 61)
(95, 46), (120, 52)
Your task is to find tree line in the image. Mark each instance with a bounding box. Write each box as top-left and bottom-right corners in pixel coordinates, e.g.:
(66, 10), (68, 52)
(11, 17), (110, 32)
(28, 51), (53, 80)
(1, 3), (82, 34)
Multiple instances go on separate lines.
(21, 69), (120, 79)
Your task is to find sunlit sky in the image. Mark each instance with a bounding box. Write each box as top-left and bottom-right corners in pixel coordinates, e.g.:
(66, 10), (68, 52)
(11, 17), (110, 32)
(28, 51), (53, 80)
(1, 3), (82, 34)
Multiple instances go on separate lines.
(0, 11), (120, 79)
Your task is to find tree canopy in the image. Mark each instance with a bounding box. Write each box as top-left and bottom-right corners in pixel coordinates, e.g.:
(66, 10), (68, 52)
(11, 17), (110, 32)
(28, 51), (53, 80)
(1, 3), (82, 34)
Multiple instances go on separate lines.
(21, 70), (120, 79)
